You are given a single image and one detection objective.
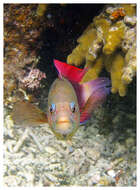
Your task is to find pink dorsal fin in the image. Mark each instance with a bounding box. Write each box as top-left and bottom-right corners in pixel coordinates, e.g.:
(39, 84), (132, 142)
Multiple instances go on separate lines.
(54, 59), (87, 82)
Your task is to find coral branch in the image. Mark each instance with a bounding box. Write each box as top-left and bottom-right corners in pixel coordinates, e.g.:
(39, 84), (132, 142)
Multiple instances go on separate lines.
(67, 4), (136, 96)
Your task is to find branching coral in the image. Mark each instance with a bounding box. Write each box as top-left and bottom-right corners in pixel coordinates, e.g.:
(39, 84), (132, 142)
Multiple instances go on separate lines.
(103, 21), (125, 55)
(81, 56), (103, 83)
(67, 4), (136, 96)
(110, 54), (127, 97)
(67, 29), (97, 66)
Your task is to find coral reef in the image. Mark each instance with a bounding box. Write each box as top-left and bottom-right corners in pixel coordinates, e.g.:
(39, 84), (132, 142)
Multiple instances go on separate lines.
(103, 21), (125, 55)
(109, 54), (126, 97)
(19, 68), (46, 89)
(109, 8), (126, 20)
(67, 28), (97, 66)
(67, 4), (136, 96)
(4, 4), (48, 106)
(81, 56), (103, 82)
(3, 4), (136, 187)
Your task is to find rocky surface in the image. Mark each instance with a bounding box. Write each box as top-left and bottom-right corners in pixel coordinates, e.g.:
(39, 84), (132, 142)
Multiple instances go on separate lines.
(3, 100), (136, 186)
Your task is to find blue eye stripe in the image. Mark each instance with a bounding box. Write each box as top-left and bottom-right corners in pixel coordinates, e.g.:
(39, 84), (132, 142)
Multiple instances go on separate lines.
(70, 102), (76, 112)
(49, 103), (56, 113)
(70, 102), (75, 109)
(51, 103), (56, 111)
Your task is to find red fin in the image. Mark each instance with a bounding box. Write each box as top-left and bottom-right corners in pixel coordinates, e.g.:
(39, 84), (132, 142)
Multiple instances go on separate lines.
(54, 59), (87, 82)
(12, 101), (48, 127)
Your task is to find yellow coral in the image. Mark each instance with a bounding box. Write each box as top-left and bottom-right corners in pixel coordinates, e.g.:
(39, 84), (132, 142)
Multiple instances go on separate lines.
(93, 16), (111, 39)
(77, 29), (96, 50)
(121, 4), (136, 17)
(81, 56), (103, 83)
(67, 45), (86, 66)
(103, 21), (125, 55)
(104, 54), (114, 72)
(110, 54), (127, 96)
(104, 53), (128, 96)
(67, 29), (97, 66)
(67, 4), (136, 96)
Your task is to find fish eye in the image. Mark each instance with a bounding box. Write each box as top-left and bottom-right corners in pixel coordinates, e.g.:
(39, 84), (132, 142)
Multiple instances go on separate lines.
(70, 102), (76, 113)
(49, 103), (56, 113)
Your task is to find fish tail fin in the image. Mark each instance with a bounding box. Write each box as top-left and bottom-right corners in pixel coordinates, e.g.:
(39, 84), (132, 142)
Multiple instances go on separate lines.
(54, 59), (87, 82)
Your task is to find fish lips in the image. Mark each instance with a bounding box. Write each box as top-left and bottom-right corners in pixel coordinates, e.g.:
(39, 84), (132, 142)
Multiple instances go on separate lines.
(51, 118), (77, 139)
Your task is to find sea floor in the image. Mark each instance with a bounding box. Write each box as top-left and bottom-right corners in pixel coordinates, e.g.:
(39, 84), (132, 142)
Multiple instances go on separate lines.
(3, 103), (136, 186)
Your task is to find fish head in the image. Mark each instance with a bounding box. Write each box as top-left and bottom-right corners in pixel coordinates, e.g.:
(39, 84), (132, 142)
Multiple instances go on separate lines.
(47, 78), (80, 140)
(48, 101), (80, 140)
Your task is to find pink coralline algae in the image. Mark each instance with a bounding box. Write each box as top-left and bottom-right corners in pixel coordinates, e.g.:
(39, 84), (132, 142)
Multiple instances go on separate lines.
(19, 68), (46, 89)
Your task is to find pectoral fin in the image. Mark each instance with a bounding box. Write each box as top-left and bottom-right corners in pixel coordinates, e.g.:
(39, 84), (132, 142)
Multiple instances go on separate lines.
(11, 101), (48, 127)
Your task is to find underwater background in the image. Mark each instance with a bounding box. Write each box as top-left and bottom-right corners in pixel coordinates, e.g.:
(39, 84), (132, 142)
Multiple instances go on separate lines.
(3, 4), (136, 186)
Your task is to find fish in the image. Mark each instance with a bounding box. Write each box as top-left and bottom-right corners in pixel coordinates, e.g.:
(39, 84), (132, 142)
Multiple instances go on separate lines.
(12, 59), (110, 140)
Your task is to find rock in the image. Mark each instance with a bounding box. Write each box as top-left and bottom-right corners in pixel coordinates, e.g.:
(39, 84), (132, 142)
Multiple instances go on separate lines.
(45, 146), (57, 154)
(125, 137), (135, 148)
(124, 16), (136, 26)
(107, 169), (116, 178)
(86, 148), (100, 161)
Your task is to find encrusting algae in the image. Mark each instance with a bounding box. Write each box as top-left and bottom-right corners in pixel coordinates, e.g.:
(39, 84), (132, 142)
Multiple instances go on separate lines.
(67, 4), (136, 96)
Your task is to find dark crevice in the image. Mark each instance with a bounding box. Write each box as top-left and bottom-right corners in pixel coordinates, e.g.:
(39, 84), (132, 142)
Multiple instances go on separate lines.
(37, 4), (104, 85)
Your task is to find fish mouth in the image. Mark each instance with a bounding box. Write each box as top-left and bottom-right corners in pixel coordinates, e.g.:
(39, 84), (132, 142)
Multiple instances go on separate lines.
(55, 122), (73, 134)
(52, 118), (75, 137)
(56, 120), (70, 124)
(51, 120), (78, 140)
